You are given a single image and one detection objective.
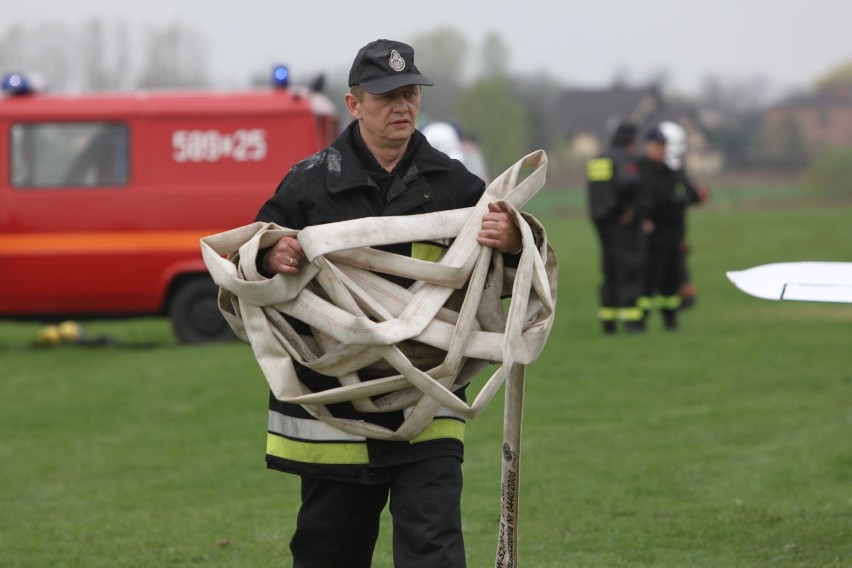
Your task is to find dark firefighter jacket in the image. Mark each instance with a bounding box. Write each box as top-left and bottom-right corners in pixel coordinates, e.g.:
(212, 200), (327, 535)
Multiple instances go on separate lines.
(586, 147), (644, 225)
(638, 158), (702, 241)
(254, 120), (486, 483)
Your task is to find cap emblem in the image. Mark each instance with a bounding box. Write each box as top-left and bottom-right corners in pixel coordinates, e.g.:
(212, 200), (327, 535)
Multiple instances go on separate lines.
(388, 50), (406, 72)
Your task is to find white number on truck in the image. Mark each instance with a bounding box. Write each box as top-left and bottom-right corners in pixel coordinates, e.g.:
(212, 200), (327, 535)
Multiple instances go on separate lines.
(172, 129), (268, 162)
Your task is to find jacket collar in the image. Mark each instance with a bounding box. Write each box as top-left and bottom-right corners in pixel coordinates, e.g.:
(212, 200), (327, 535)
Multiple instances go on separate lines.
(325, 121), (456, 194)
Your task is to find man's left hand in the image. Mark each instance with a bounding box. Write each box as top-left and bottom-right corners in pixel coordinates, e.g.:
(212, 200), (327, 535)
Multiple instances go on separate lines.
(477, 202), (522, 254)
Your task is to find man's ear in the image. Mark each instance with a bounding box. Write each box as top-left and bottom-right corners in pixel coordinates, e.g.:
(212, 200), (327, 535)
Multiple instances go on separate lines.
(344, 93), (361, 120)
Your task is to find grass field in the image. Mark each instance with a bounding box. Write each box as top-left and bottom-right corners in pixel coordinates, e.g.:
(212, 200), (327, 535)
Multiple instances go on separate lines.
(2, 190), (851, 567)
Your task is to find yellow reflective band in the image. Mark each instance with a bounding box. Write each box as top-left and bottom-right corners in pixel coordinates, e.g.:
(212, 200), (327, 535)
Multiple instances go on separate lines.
(410, 417), (465, 444)
(637, 296), (653, 310)
(411, 242), (444, 262)
(267, 434), (369, 465)
(587, 158), (614, 182)
(618, 307), (644, 322)
(266, 418), (464, 464)
(654, 295), (682, 310)
(598, 307), (617, 321)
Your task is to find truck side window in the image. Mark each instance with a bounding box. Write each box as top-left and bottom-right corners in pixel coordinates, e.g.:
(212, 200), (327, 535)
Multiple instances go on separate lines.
(10, 122), (129, 188)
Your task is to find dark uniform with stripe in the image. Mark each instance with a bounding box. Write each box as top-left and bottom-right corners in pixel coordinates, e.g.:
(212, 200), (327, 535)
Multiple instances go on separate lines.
(255, 120), (485, 567)
(587, 147), (648, 332)
(638, 158), (703, 329)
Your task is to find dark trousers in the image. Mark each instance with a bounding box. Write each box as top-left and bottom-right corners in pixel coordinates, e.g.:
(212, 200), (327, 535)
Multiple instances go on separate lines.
(645, 229), (683, 329)
(290, 456), (465, 568)
(596, 220), (646, 313)
(646, 231), (682, 300)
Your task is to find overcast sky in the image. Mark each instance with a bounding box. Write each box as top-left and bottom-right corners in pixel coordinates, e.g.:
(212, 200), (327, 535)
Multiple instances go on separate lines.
(3, 0), (851, 98)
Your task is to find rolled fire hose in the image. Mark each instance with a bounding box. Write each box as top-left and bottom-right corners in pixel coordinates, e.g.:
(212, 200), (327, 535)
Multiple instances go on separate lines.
(201, 149), (557, 567)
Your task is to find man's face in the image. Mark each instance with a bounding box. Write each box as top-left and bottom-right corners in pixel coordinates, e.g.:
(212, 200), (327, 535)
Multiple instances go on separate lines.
(347, 85), (421, 147)
(644, 140), (666, 163)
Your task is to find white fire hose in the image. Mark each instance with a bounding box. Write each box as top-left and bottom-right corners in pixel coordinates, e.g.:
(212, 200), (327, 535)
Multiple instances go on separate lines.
(201, 150), (557, 567)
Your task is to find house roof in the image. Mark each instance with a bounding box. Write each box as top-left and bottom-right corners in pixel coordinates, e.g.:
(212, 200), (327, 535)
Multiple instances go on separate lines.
(772, 87), (852, 110)
(553, 86), (663, 140)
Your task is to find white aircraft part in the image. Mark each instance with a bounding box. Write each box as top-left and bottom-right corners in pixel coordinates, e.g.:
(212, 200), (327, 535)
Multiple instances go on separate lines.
(726, 262), (852, 303)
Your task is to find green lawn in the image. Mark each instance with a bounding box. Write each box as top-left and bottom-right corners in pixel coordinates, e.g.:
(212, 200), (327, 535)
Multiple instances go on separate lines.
(1, 196), (851, 567)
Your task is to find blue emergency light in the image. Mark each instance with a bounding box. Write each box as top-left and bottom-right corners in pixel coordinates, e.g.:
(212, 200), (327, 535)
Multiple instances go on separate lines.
(272, 65), (290, 89)
(2, 72), (34, 95)
(272, 65), (290, 88)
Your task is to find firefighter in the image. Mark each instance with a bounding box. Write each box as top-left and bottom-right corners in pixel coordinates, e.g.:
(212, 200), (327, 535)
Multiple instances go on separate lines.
(254, 39), (524, 567)
(587, 121), (649, 334)
(659, 121), (708, 310)
(639, 122), (706, 330)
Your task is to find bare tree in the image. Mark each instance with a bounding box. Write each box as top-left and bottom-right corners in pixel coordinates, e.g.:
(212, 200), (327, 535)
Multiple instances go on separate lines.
(78, 20), (112, 90)
(514, 71), (564, 153)
(0, 25), (28, 73)
(456, 32), (530, 174)
(480, 31), (509, 79)
(0, 23), (73, 90)
(695, 74), (771, 168)
(410, 27), (468, 123)
(74, 19), (133, 91)
(136, 23), (209, 89)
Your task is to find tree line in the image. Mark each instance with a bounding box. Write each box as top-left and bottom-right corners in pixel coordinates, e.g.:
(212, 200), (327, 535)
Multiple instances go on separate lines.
(2, 21), (850, 184)
(0, 20), (209, 91)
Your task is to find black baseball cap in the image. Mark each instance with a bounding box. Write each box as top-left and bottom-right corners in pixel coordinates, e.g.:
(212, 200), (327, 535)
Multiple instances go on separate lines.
(348, 39), (433, 94)
(644, 127), (667, 143)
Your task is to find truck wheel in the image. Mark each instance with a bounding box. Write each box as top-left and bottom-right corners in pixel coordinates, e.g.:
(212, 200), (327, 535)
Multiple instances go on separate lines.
(168, 277), (234, 344)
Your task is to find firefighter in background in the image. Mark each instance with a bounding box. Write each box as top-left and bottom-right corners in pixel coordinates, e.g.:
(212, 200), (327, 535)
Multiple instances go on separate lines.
(587, 122), (649, 334)
(421, 121), (490, 183)
(639, 122), (707, 330)
(659, 121), (709, 310)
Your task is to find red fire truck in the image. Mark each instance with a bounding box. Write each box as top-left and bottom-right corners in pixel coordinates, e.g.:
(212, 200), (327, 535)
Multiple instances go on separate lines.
(0, 69), (340, 343)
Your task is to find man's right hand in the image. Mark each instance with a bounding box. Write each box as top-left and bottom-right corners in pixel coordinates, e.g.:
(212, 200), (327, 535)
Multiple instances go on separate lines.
(263, 236), (304, 275)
